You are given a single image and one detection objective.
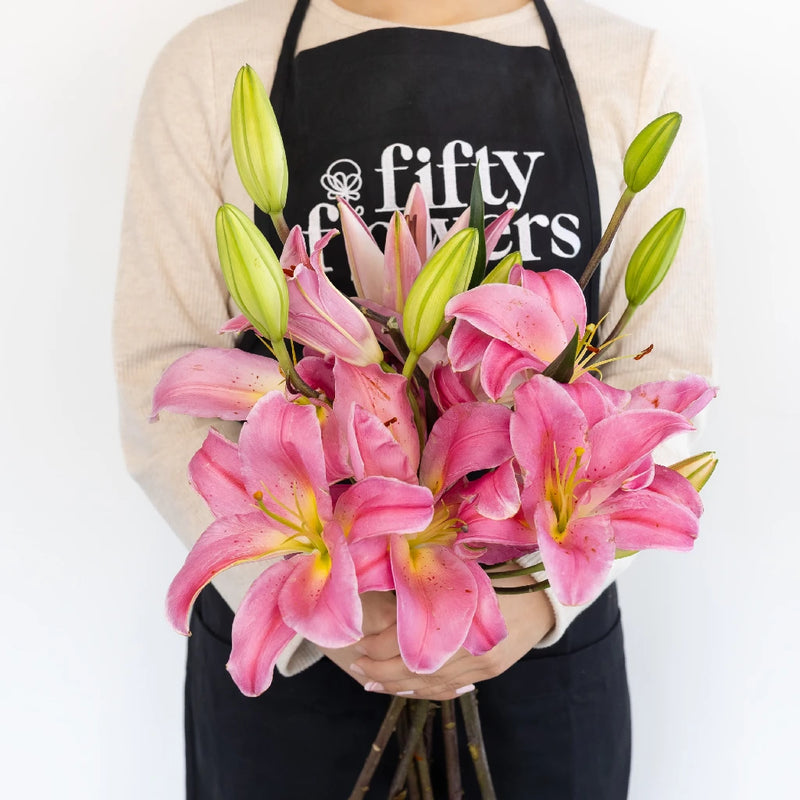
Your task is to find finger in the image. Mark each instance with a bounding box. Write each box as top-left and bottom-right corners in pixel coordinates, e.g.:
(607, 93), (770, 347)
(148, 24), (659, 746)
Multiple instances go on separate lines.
(355, 624), (401, 661)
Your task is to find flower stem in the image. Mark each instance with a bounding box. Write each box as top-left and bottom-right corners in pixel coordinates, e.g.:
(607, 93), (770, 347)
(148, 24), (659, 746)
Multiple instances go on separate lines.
(347, 696), (407, 800)
(388, 700), (431, 799)
(269, 211), (290, 244)
(459, 690), (497, 800)
(441, 700), (463, 800)
(578, 188), (635, 290)
(596, 302), (637, 354)
(485, 563), (546, 579)
(271, 338), (321, 401)
(493, 579), (551, 595)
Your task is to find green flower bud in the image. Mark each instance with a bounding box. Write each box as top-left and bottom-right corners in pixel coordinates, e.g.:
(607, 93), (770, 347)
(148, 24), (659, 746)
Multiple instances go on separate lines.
(231, 65), (288, 215)
(215, 203), (288, 342)
(625, 208), (686, 307)
(669, 451), (718, 491)
(403, 228), (479, 357)
(623, 112), (682, 193)
(481, 251), (522, 285)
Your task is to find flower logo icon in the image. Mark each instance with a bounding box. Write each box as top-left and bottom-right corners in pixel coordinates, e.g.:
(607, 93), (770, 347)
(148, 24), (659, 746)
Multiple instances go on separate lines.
(320, 159), (364, 214)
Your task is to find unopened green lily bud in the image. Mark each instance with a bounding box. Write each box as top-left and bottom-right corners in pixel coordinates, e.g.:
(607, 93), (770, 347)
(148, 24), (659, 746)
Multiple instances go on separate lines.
(623, 112), (682, 193)
(482, 251), (522, 285)
(669, 451), (718, 491)
(403, 228), (479, 359)
(216, 203), (288, 342)
(625, 208), (686, 307)
(231, 65), (288, 215)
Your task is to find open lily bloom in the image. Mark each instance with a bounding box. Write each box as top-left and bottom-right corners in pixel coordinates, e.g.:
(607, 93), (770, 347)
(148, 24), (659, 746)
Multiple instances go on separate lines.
(344, 401), (530, 673)
(510, 375), (704, 606)
(166, 392), (433, 695)
(445, 268), (589, 400)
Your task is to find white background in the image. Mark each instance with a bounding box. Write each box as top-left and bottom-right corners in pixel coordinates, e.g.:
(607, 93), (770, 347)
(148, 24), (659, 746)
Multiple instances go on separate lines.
(1, 0), (797, 797)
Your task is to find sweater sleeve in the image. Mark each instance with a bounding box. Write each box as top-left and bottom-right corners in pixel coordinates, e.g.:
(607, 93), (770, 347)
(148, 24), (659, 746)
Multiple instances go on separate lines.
(113, 17), (282, 634)
(532, 29), (716, 648)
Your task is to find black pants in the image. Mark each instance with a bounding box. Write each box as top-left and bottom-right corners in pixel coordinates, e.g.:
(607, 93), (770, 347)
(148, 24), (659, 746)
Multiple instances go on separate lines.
(185, 584), (630, 799)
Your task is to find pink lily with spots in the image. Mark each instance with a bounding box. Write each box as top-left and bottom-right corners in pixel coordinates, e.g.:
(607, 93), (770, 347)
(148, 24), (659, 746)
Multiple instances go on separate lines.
(166, 392), (434, 696)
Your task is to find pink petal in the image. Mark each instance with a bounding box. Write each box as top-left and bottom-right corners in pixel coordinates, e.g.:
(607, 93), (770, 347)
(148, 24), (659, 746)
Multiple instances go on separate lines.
(517, 268), (587, 335)
(403, 183), (432, 261)
(535, 504), (615, 606)
(419, 403), (513, 498)
(239, 393), (332, 523)
(151, 348), (284, 421)
(586, 409), (694, 483)
(166, 513), (290, 635)
(446, 283), (572, 364)
(278, 522), (363, 647)
(218, 314), (252, 334)
(460, 561), (508, 655)
(390, 536), (477, 673)
(600, 489), (699, 551)
(464, 459), (521, 520)
(429, 362), (478, 412)
(334, 477), (434, 542)
(627, 376), (717, 421)
(333, 360), (420, 473)
(383, 210), (422, 313)
(483, 208), (516, 263)
(347, 404), (416, 482)
(563, 373), (631, 427)
(445, 319), (492, 372)
(510, 376), (588, 505)
(350, 536), (394, 592)
(280, 225), (312, 273)
(338, 197), (385, 302)
(287, 264), (383, 366)
(457, 501), (534, 551)
(188, 429), (251, 518)
(227, 558), (297, 696)
(479, 339), (544, 401)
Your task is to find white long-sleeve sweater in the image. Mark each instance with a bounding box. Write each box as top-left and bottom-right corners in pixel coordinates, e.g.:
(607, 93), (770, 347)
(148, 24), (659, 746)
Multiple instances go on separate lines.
(114, 0), (715, 676)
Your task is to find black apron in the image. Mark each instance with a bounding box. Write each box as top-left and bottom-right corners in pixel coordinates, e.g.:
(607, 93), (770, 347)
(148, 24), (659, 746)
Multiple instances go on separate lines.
(188, 2), (630, 797)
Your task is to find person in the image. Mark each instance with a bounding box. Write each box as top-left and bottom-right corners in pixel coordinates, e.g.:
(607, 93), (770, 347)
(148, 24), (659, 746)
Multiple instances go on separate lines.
(114, 0), (714, 797)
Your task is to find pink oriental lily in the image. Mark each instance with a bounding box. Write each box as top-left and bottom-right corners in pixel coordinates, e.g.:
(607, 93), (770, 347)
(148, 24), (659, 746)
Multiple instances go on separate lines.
(167, 392), (433, 696)
(510, 375), (702, 606)
(282, 227), (384, 366)
(445, 268), (589, 399)
(348, 402), (522, 673)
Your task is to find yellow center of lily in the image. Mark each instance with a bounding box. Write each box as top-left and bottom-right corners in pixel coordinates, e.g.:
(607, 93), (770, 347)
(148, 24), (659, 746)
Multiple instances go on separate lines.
(253, 485), (326, 554)
(409, 503), (466, 550)
(545, 445), (586, 541)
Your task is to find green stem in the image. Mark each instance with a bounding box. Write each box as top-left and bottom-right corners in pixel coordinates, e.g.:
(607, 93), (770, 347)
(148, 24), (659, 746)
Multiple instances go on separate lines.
(269, 211), (290, 244)
(596, 302), (638, 353)
(493, 580), (551, 595)
(271, 338), (321, 400)
(441, 700), (463, 800)
(484, 563), (545, 579)
(389, 700), (431, 800)
(347, 696), (407, 800)
(459, 691), (497, 800)
(578, 188), (635, 290)
(402, 351), (421, 381)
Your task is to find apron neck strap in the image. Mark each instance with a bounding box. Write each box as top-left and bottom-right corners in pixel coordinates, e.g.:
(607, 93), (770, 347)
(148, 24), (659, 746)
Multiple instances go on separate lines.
(271, 0), (312, 119)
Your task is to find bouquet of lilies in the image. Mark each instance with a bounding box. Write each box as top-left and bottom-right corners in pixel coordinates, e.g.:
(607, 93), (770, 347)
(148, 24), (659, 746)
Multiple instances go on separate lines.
(152, 66), (716, 799)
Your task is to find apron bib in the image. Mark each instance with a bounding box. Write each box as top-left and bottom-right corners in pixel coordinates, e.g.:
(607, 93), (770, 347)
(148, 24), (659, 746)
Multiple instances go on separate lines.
(191, 3), (630, 797)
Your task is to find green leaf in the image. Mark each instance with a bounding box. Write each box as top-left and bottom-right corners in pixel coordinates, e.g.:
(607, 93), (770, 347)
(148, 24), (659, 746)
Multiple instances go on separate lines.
(542, 327), (580, 384)
(467, 165), (487, 289)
